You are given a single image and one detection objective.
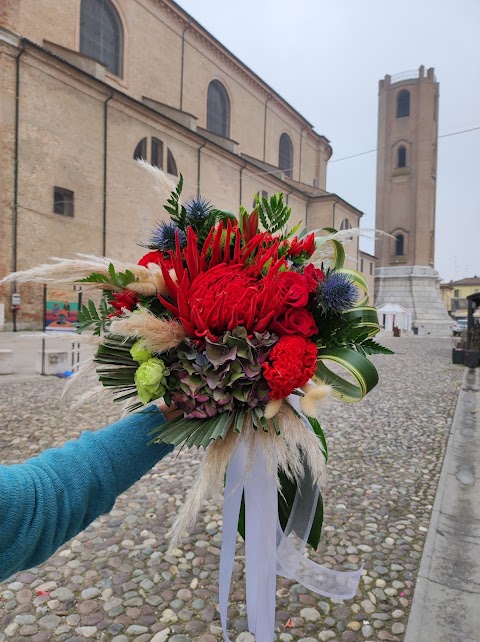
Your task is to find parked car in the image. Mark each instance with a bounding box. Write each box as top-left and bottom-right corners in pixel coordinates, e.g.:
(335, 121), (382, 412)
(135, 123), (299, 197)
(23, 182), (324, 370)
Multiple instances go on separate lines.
(452, 319), (468, 336)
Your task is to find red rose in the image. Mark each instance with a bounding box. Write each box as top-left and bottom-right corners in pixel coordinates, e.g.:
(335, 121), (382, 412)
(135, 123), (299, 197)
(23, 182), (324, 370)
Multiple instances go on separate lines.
(138, 250), (163, 267)
(262, 335), (318, 400)
(302, 263), (324, 293)
(275, 271), (309, 312)
(270, 307), (318, 337)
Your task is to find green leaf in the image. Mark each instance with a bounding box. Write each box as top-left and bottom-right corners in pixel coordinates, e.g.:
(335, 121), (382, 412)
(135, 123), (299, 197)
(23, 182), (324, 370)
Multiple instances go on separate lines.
(306, 415), (328, 463)
(277, 470), (324, 550)
(164, 174), (188, 229)
(315, 346), (379, 402)
(315, 228), (345, 270)
(357, 339), (394, 355)
(88, 299), (99, 320)
(77, 272), (110, 285)
(254, 192), (292, 237)
(233, 408), (246, 433)
(149, 411), (234, 449)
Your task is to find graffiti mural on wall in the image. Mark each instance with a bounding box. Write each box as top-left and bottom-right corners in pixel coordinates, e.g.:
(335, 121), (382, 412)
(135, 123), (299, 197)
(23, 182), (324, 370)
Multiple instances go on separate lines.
(44, 287), (79, 332)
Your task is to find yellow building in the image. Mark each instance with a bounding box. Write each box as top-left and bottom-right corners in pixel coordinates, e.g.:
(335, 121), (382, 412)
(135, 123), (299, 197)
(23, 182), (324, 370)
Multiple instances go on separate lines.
(0, 0), (365, 330)
(359, 250), (376, 303)
(440, 277), (480, 319)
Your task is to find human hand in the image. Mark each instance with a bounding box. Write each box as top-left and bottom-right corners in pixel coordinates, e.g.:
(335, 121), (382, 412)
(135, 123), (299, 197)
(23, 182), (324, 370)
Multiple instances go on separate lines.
(156, 400), (182, 422)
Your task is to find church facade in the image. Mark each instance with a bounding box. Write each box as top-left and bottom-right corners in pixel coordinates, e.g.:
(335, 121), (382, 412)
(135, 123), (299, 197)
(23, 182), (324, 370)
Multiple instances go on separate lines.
(0, 0), (364, 330)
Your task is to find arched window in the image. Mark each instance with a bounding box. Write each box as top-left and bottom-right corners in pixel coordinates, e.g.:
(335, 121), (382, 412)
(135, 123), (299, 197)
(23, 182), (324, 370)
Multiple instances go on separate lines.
(279, 133), (293, 178)
(151, 138), (163, 169)
(167, 149), (178, 176)
(133, 137), (178, 175)
(340, 218), (350, 230)
(395, 234), (404, 256)
(396, 90), (410, 118)
(397, 146), (407, 168)
(80, 0), (123, 76)
(207, 80), (230, 138)
(133, 137), (147, 161)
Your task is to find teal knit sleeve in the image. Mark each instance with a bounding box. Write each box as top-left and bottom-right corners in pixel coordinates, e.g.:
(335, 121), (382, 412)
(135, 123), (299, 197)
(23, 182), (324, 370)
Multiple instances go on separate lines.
(0, 406), (173, 582)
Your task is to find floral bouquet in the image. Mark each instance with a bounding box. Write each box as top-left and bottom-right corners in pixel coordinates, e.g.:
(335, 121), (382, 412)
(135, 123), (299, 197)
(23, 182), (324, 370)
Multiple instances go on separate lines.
(3, 169), (391, 642)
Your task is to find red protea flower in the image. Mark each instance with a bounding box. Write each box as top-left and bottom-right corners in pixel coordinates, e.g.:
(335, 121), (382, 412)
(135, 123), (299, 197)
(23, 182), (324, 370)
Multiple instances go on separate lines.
(262, 335), (318, 400)
(157, 222), (289, 340)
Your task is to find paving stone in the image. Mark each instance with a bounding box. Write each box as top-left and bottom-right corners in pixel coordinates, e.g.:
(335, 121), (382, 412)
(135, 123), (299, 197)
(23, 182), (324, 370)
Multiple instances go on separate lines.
(151, 630), (171, 642)
(74, 627), (97, 638)
(38, 615), (61, 630)
(50, 587), (74, 601)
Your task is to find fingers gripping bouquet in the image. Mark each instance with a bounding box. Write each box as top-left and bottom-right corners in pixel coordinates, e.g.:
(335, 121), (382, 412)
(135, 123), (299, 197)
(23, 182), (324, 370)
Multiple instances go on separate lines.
(3, 171), (391, 642)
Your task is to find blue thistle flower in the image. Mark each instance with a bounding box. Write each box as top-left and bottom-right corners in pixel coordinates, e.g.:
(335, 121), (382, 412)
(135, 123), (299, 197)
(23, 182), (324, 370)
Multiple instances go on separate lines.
(149, 221), (186, 251)
(184, 197), (212, 225)
(317, 271), (357, 313)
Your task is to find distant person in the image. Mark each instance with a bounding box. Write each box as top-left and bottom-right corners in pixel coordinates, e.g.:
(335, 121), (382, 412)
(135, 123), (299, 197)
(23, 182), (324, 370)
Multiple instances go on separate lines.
(64, 301), (71, 316)
(0, 402), (178, 582)
(52, 303), (59, 316)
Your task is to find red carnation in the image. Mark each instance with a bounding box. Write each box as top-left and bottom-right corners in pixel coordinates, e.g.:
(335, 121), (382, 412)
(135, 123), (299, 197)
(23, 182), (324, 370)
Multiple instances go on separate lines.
(270, 307), (318, 338)
(262, 335), (318, 400)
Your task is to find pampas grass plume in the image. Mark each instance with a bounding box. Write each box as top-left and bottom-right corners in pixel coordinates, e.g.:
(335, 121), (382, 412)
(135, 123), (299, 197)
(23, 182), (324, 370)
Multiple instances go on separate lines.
(300, 384), (332, 417)
(264, 399), (282, 419)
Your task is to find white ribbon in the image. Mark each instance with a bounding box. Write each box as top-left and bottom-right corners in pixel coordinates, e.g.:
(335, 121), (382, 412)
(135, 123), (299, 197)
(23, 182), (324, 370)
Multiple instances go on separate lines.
(219, 429), (363, 642)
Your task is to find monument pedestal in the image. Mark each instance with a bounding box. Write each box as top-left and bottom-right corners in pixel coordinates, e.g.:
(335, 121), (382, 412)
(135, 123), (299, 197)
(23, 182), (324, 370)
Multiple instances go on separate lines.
(375, 266), (452, 337)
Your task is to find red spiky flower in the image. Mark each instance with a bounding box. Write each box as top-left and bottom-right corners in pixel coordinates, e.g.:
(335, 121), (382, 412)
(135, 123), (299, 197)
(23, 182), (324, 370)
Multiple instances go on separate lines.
(157, 222), (291, 341)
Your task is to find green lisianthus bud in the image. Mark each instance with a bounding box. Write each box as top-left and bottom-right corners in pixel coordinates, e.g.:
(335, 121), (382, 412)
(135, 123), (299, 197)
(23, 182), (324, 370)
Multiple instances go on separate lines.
(130, 339), (152, 363)
(135, 357), (169, 404)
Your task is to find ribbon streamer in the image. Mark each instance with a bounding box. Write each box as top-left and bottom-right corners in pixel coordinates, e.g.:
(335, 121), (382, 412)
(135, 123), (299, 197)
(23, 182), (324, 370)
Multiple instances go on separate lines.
(219, 429), (362, 642)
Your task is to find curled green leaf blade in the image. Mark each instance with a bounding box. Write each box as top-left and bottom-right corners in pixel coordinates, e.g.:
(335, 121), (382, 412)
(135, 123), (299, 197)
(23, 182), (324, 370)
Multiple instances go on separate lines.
(315, 347), (379, 402)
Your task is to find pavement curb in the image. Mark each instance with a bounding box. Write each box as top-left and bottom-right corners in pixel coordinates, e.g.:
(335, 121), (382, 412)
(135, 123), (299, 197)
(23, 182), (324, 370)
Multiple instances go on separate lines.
(405, 366), (480, 642)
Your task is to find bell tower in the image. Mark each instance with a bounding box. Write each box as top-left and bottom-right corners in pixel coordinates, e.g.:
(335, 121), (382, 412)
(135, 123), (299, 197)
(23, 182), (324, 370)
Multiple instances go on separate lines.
(374, 66), (451, 335)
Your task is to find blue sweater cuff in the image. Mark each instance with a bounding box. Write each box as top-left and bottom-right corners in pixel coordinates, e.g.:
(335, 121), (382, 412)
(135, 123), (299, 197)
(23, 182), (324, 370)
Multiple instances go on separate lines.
(92, 404), (174, 495)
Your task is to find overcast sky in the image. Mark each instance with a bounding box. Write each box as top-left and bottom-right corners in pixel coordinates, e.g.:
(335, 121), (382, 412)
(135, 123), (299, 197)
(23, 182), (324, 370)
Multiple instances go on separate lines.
(177, 0), (480, 283)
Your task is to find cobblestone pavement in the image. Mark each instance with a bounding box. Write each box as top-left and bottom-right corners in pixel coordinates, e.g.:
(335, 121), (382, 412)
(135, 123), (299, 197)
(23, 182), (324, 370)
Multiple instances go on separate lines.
(0, 336), (463, 642)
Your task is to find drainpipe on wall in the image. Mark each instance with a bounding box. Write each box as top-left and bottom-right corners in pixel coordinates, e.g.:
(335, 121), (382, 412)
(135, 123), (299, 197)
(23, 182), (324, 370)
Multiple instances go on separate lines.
(263, 95), (273, 162)
(103, 89), (114, 256)
(197, 139), (207, 198)
(180, 21), (192, 111)
(12, 41), (26, 332)
(332, 197), (340, 229)
(298, 126), (307, 183)
(239, 160), (248, 208)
